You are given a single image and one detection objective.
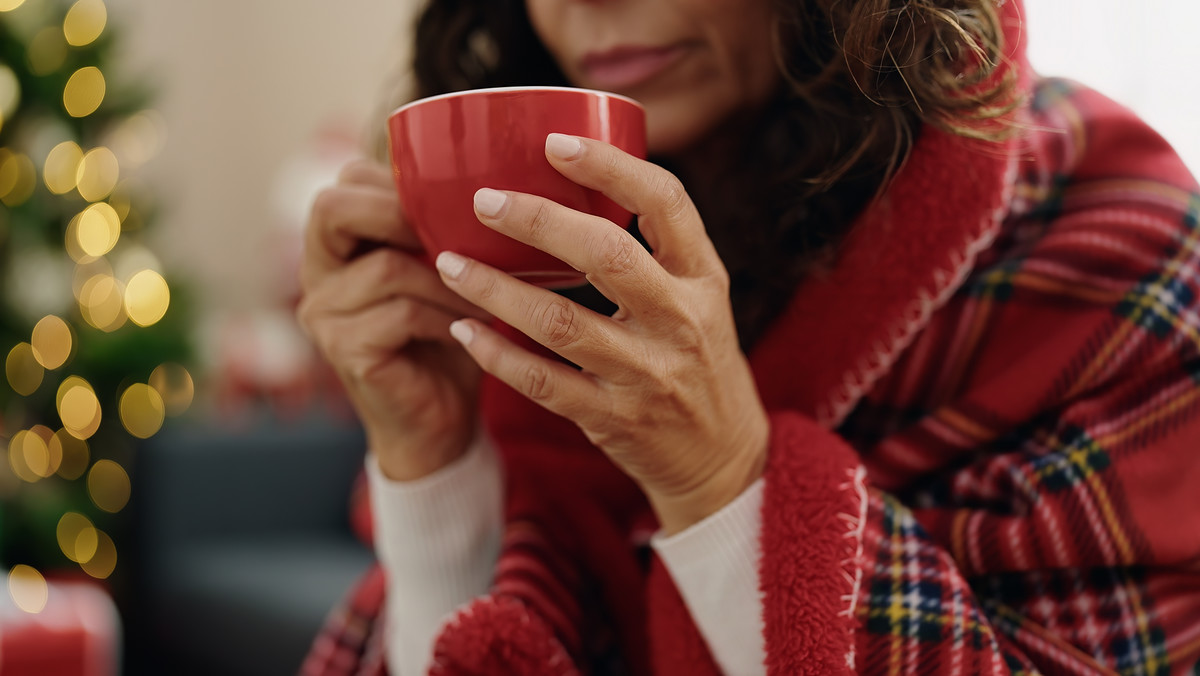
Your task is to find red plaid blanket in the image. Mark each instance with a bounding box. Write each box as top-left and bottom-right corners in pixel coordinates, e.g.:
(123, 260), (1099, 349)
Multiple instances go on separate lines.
(303, 7), (1200, 674)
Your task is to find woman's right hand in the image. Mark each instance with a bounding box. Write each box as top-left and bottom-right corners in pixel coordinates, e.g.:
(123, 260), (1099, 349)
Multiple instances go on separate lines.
(297, 159), (490, 480)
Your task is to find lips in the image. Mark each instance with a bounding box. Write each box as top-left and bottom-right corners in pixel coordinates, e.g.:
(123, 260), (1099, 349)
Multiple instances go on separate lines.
(580, 44), (688, 90)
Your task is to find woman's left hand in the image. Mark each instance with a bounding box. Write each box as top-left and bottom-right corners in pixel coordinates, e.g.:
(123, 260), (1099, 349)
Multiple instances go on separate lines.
(437, 133), (769, 535)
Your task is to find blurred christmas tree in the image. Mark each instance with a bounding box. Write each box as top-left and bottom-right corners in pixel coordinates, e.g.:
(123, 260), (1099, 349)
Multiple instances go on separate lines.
(0, 0), (193, 597)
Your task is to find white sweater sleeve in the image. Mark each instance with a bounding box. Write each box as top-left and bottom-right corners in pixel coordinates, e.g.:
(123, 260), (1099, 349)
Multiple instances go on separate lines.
(650, 478), (766, 676)
(366, 435), (504, 676)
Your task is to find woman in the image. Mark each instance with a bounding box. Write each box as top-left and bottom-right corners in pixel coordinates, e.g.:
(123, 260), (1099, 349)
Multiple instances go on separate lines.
(299, 0), (1200, 673)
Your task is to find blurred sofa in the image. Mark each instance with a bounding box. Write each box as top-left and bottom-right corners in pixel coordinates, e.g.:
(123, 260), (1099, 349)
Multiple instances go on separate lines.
(127, 407), (373, 675)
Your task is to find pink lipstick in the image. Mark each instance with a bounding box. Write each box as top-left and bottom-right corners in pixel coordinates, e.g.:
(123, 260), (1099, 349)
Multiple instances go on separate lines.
(580, 44), (687, 90)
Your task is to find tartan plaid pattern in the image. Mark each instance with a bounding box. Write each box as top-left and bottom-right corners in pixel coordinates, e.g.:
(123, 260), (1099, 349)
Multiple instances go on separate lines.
(305, 77), (1200, 675)
(841, 78), (1200, 674)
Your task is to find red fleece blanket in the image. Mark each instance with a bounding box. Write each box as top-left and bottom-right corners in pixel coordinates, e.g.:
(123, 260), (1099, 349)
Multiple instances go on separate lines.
(303, 2), (1200, 672)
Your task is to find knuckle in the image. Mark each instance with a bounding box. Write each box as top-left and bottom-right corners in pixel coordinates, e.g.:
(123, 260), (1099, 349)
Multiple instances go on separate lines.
(656, 173), (691, 220)
(600, 148), (625, 182)
(309, 186), (342, 224)
(598, 230), (639, 276)
(337, 158), (383, 185)
(521, 364), (555, 402)
(390, 296), (417, 326)
(475, 273), (499, 303)
(370, 249), (410, 284)
(526, 199), (556, 243)
(536, 299), (582, 348)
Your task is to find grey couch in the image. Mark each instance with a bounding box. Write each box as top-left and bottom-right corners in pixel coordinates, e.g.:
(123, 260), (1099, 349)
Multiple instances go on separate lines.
(127, 408), (374, 675)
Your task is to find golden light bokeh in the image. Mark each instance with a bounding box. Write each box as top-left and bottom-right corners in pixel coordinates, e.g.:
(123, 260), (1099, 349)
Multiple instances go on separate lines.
(80, 530), (116, 579)
(76, 146), (119, 202)
(63, 0), (107, 47)
(43, 141), (83, 195)
(6, 342), (44, 396)
(79, 273), (127, 332)
(16, 429), (51, 478)
(0, 0), (27, 11)
(29, 26), (69, 76)
(57, 376), (102, 439)
(71, 258), (112, 297)
(8, 565), (47, 614)
(87, 458), (131, 512)
(124, 269), (169, 327)
(107, 181), (131, 222)
(150, 363), (195, 416)
(77, 202), (121, 257)
(31, 425), (63, 476)
(63, 66), (105, 118)
(52, 429), (90, 479)
(8, 431), (42, 483)
(0, 64), (18, 127)
(119, 382), (164, 438)
(0, 150), (36, 207)
(32, 315), (73, 369)
(110, 110), (166, 169)
(56, 512), (96, 563)
(66, 214), (98, 264)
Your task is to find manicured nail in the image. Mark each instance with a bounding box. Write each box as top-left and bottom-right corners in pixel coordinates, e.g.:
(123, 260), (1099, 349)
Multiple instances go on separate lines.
(546, 133), (582, 160)
(449, 320), (474, 346)
(474, 188), (507, 218)
(436, 251), (467, 279)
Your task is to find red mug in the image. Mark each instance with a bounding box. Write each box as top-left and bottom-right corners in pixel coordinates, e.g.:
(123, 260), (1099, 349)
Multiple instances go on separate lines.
(387, 86), (647, 288)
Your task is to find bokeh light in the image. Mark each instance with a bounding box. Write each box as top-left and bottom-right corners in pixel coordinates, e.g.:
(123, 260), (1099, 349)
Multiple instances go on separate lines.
(56, 512), (96, 563)
(0, 150), (36, 207)
(76, 146), (119, 201)
(8, 431), (42, 483)
(57, 376), (102, 439)
(79, 273), (127, 331)
(7, 565), (47, 614)
(76, 202), (121, 257)
(0, 0), (27, 11)
(0, 64), (18, 133)
(150, 363), (194, 416)
(31, 425), (63, 476)
(63, 66), (105, 118)
(87, 459), (130, 512)
(43, 141), (83, 195)
(119, 382), (164, 438)
(63, 0), (107, 47)
(71, 258), (112, 297)
(6, 342), (44, 396)
(66, 214), (94, 263)
(16, 428), (51, 478)
(80, 530), (116, 579)
(52, 429), (90, 480)
(28, 26), (68, 76)
(109, 110), (166, 169)
(31, 315), (73, 369)
(124, 269), (169, 327)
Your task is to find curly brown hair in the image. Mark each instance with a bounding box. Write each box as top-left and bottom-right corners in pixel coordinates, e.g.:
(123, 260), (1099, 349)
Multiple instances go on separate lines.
(393, 0), (1017, 349)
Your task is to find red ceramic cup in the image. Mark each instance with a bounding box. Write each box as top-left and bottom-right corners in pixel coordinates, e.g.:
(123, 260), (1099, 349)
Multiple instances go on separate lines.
(388, 86), (647, 288)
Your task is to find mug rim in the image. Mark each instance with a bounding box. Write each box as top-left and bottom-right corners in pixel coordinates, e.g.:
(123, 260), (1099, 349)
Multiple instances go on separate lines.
(389, 86), (644, 118)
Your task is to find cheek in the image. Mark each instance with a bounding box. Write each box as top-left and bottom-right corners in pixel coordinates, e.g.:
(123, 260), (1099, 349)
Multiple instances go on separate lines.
(523, 0), (561, 57)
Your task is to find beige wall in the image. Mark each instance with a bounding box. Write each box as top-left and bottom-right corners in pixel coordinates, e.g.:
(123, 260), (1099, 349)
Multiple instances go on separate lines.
(108, 1), (417, 316)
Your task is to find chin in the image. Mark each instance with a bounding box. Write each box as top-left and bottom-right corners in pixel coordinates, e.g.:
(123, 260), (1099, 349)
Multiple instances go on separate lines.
(643, 100), (714, 158)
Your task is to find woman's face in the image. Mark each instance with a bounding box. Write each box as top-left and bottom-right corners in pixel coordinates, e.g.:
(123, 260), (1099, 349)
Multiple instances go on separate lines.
(524, 0), (780, 155)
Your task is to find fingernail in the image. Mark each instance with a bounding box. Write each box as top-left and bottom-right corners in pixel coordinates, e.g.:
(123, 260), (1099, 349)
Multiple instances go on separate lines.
(546, 133), (582, 160)
(474, 188), (508, 218)
(449, 320), (474, 346)
(436, 251), (467, 279)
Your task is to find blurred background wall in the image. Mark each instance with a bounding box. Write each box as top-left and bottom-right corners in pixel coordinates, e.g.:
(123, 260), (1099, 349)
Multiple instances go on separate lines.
(109, 0), (417, 317)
